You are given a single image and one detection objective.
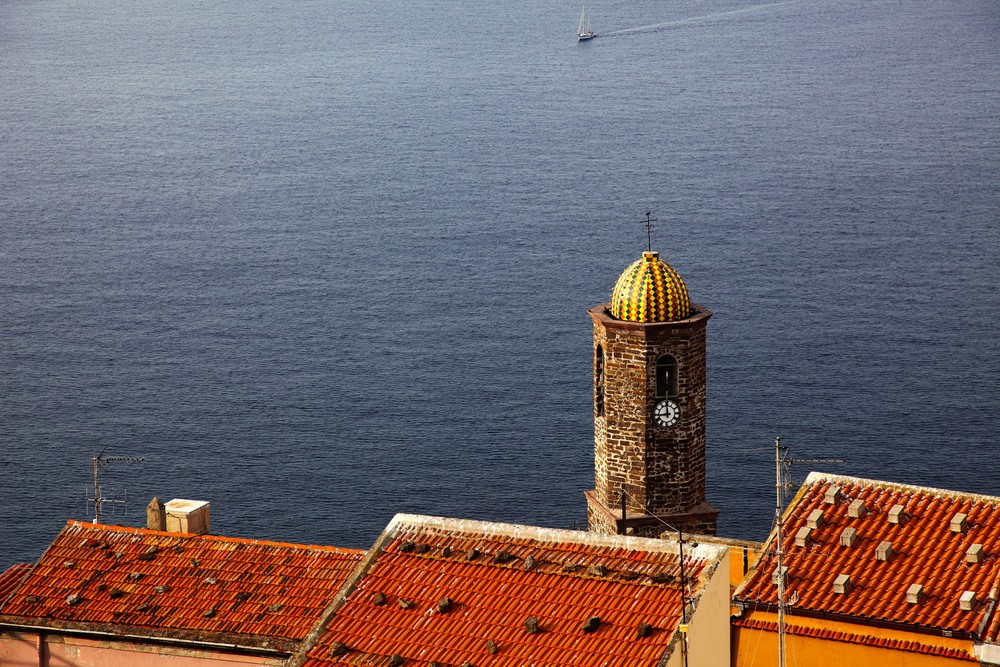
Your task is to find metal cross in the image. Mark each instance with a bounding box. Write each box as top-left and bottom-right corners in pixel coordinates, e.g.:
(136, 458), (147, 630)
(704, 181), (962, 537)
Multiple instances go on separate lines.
(642, 212), (657, 252)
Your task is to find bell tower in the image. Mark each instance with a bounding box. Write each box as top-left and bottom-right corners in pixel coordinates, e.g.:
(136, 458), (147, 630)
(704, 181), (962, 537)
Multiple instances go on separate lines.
(585, 247), (719, 537)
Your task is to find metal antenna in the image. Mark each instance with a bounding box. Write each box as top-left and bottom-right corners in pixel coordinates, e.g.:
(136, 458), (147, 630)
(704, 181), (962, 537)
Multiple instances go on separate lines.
(88, 451), (144, 524)
(772, 437), (843, 667)
(641, 211), (657, 252)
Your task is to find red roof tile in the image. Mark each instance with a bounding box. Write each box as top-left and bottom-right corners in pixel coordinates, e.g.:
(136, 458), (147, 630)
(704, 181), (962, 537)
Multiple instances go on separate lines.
(0, 564), (31, 605)
(734, 473), (1000, 639)
(297, 514), (724, 667)
(0, 521), (363, 650)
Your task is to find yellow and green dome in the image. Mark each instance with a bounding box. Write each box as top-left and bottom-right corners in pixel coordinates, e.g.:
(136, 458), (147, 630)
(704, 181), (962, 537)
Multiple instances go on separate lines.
(610, 251), (692, 322)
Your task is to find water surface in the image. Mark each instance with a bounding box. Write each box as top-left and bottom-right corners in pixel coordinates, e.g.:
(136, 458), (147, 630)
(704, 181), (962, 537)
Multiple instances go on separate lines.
(1, 0), (998, 567)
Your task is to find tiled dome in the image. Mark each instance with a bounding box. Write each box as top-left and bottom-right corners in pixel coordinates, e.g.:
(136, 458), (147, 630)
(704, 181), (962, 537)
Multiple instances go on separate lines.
(610, 251), (692, 322)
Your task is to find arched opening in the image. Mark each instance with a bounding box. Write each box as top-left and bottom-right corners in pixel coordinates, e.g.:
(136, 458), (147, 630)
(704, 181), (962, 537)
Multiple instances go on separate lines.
(655, 354), (678, 398)
(595, 345), (605, 417)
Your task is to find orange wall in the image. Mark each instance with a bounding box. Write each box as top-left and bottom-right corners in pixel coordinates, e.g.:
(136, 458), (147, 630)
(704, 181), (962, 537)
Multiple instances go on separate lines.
(726, 544), (761, 589)
(0, 631), (286, 667)
(732, 613), (975, 667)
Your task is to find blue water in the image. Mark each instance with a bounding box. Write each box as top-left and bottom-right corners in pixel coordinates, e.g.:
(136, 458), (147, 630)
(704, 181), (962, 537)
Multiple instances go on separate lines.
(1, 0), (998, 568)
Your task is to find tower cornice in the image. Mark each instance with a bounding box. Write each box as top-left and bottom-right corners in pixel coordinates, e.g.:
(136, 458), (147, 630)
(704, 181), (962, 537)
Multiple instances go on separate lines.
(588, 303), (713, 337)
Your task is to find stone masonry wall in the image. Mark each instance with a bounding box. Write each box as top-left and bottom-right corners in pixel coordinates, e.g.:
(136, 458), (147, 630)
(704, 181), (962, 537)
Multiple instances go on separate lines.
(647, 325), (708, 514)
(586, 490), (718, 536)
(590, 304), (712, 524)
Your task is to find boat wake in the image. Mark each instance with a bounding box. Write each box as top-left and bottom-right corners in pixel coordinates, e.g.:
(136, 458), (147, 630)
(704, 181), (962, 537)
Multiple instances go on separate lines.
(598, 1), (792, 38)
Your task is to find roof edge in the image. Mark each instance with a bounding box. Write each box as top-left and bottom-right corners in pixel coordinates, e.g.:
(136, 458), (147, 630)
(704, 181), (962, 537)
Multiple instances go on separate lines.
(802, 472), (1000, 505)
(0, 618), (297, 655)
(63, 520), (363, 555)
(384, 513), (728, 561)
(734, 616), (977, 661)
(732, 602), (979, 642)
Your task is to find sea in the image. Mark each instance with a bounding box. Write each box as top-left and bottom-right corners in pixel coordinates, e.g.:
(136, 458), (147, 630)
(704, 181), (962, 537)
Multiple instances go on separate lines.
(1, 0), (998, 569)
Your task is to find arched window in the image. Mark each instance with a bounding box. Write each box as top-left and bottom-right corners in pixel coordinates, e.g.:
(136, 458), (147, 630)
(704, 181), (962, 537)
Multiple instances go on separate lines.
(655, 354), (678, 398)
(595, 345), (605, 417)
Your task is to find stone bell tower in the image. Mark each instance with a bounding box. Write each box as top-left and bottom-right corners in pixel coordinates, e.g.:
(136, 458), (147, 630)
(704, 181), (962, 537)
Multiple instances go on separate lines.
(585, 249), (719, 537)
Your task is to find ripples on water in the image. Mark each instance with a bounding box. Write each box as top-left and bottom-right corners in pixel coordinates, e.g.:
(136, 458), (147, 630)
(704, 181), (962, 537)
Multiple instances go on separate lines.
(1, 0), (997, 566)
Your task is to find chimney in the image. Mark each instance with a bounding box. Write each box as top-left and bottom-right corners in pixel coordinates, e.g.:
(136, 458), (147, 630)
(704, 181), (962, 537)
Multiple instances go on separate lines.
(876, 541), (893, 562)
(848, 499), (867, 519)
(960, 591), (977, 611)
(164, 499), (211, 535)
(950, 513), (968, 534)
(840, 527), (857, 548)
(807, 509), (824, 529)
(834, 574), (851, 594)
(888, 504), (905, 524)
(772, 565), (789, 587)
(906, 583), (923, 604)
(795, 526), (812, 548)
(824, 486), (841, 505)
(146, 497), (166, 531)
(967, 544), (985, 564)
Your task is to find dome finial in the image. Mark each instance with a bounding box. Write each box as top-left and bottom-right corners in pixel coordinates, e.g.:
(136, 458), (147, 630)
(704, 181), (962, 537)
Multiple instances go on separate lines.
(642, 211), (657, 253)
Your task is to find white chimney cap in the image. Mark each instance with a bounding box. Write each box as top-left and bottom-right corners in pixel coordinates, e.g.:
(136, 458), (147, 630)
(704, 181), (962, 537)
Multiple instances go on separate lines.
(165, 499), (210, 513)
(164, 499), (211, 535)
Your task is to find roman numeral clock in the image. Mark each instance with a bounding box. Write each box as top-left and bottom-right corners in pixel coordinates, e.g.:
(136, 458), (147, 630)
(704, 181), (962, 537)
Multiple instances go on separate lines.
(585, 248), (719, 537)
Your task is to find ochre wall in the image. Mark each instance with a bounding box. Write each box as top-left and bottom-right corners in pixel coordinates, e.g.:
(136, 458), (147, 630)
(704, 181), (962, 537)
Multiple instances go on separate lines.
(732, 612), (976, 667)
(686, 548), (732, 667)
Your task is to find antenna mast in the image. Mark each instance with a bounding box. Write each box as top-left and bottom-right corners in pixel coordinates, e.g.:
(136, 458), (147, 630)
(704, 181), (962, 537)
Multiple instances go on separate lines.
(773, 437), (843, 667)
(89, 449), (144, 523)
(774, 437), (787, 667)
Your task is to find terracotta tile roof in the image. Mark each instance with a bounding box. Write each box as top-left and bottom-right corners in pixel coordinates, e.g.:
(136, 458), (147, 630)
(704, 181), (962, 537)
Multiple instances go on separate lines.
(297, 514), (726, 667)
(0, 521), (363, 651)
(733, 617), (977, 661)
(734, 473), (1000, 639)
(0, 564), (31, 605)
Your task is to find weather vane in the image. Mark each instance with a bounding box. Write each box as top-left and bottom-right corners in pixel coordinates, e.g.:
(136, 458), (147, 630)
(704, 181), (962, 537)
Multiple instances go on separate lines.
(642, 211), (657, 252)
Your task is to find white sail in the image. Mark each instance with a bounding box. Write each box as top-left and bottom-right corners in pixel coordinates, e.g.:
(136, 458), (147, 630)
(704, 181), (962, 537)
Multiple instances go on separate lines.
(578, 6), (594, 40)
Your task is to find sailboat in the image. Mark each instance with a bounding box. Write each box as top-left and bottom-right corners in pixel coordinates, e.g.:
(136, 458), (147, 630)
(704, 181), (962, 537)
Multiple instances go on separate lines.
(577, 6), (595, 41)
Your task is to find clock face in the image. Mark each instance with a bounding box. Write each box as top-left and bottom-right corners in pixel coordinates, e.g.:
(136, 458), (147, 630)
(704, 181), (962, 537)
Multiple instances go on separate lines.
(654, 399), (680, 427)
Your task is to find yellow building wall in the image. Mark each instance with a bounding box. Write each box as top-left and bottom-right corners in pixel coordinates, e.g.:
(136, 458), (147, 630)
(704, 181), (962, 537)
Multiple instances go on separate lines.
(682, 547), (732, 667)
(732, 611), (976, 667)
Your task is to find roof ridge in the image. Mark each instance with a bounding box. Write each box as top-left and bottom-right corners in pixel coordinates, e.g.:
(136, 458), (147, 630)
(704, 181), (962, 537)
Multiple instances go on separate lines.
(64, 520), (362, 554)
(386, 513), (727, 560)
(802, 473), (1000, 505)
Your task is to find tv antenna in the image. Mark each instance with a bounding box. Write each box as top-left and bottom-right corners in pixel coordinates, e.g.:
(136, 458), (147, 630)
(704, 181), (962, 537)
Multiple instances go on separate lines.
(87, 446), (144, 524)
(772, 437), (843, 667)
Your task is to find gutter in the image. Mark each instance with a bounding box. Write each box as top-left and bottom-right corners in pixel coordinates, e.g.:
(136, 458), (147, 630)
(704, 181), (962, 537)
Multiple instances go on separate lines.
(0, 621), (292, 658)
(732, 599), (977, 641)
(975, 571), (1000, 640)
